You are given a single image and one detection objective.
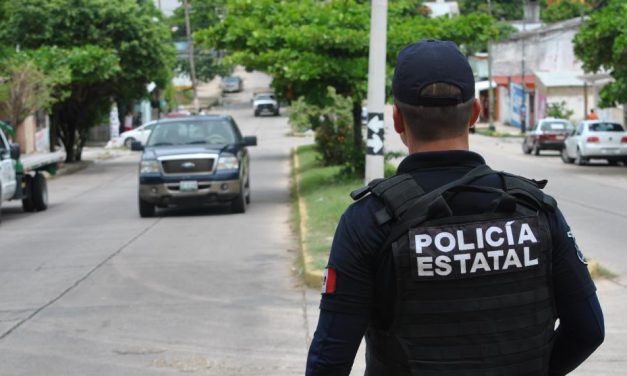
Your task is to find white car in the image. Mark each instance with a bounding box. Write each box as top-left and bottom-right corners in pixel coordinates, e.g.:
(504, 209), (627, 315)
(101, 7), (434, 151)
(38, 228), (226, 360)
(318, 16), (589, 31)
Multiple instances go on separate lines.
(119, 121), (157, 148)
(253, 93), (279, 116)
(561, 121), (627, 165)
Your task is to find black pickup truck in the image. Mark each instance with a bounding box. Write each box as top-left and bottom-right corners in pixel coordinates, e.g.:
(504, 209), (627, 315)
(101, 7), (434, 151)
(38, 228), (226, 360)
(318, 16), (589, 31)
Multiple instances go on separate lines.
(132, 115), (257, 216)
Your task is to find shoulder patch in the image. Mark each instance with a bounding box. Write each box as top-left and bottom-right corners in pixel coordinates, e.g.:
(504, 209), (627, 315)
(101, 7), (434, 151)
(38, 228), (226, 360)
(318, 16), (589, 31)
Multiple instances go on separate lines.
(567, 230), (587, 265)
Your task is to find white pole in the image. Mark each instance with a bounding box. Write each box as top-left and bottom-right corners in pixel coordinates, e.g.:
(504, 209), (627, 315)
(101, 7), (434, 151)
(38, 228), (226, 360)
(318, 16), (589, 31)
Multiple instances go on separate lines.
(365, 0), (388, 183)
(183, 0), (200, 113)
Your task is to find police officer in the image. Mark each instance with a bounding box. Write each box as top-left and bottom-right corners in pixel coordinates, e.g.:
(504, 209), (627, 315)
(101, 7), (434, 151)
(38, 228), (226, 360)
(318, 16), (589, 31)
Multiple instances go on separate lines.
(306, 40), (604, 376)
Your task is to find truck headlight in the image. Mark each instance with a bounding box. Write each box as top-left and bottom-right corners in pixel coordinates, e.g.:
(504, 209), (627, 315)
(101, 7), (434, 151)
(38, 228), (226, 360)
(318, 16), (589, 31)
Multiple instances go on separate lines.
(140, 160), (161, 174)
(217, 153), (239, 170)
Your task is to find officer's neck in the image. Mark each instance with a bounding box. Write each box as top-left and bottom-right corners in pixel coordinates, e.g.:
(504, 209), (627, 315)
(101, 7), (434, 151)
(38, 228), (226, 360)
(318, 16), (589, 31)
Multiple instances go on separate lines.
(406, 134), (469, 154)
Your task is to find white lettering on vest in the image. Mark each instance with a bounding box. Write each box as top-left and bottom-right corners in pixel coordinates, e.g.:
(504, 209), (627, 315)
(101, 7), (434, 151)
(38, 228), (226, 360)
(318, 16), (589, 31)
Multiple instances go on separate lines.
(502, 248), (523, 269)
(485, 226), (504, 247)
(475, 227), (485, 249)
(470, 252), (491, 273)
(524, 246), (539, 266)
(518, 223), (538, 244)
(417, 256), (434, 276)
(505, 221), (515, 245)
(435, 256), (453, 276)
(454, 253), (472, 274)
(415, 234), (432, 254)
(457, 230), (475, 251)
(435, 232), (456, 253)
(487, 250), (505, 270)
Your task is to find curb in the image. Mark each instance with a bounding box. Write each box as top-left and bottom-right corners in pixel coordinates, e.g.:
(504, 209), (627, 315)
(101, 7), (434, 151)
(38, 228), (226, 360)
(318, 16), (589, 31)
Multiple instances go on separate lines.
(587, 259), (601, 279)
(51, 160), (95, 178)
(292, 148), (325, 288)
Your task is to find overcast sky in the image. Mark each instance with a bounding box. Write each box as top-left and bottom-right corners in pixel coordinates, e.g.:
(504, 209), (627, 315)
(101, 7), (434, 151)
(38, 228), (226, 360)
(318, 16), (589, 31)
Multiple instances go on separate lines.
(154, 0), (179, 16)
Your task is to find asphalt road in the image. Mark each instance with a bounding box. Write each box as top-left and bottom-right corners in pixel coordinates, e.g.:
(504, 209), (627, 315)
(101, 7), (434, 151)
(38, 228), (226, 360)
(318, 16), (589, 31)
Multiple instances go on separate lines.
(0, 70), (624, 375)
(0, 71), (312, 375)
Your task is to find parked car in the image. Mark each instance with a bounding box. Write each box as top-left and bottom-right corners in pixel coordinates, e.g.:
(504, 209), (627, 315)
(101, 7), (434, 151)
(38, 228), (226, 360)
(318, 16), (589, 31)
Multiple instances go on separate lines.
(253, 93), (279, 116)
(119, 121), (157, 148)
(221, 76), (243, 93)
(131, 116), (257, 216)
(522, 118), (573, 155)
(561, 121), (627, 165)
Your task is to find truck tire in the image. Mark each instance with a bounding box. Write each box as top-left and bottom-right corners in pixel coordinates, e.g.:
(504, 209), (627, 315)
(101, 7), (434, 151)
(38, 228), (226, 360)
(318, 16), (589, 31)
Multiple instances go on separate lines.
(139, 197), (155, 217)
(21, 175), (36, 212)
(32, 173), (48, 211)
(231, 190), (246, 214)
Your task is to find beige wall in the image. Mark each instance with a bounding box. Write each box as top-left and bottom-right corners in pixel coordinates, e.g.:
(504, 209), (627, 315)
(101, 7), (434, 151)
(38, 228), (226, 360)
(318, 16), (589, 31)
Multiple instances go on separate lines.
(16, 115), (36, 154)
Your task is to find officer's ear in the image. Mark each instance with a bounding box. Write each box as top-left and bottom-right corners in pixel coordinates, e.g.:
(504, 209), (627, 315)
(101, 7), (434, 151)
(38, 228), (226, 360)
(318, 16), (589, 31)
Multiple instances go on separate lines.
(393, 104), (409, 146)
(469, 99), (481, 130)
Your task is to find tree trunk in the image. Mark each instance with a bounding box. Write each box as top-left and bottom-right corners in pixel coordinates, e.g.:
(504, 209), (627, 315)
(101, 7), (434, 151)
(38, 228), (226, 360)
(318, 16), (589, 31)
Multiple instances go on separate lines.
(63, 123), (77, 163)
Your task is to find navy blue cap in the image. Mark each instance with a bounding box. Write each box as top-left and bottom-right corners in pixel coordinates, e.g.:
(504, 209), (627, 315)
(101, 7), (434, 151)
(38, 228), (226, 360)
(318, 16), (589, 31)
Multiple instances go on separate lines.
(392, 40), (475, 107)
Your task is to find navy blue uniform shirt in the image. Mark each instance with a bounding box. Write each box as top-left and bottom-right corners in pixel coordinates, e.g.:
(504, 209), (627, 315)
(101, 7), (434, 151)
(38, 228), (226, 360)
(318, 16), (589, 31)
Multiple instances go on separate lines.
(307, 150), (604, 376)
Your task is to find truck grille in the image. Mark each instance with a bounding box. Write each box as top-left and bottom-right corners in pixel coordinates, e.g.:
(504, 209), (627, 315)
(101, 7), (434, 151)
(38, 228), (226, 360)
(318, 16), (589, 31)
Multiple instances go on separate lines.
(161, 158), (214, 174)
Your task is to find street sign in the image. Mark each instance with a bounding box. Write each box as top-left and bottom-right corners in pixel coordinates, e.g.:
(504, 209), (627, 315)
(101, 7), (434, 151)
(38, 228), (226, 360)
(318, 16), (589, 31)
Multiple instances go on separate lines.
(366, 113), (384, 155)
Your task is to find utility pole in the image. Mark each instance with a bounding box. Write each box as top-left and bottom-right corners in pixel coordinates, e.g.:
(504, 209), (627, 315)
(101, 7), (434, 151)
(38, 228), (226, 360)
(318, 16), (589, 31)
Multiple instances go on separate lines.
(183, 0), (200, 113)
(487, 0), (495, 131)
(520, 2), (527, 133)
(365, 0), (387, 183)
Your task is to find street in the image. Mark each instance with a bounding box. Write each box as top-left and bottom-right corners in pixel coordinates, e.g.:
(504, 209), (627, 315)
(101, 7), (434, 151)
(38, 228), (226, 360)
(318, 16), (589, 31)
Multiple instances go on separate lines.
(0, 72), (625, 375)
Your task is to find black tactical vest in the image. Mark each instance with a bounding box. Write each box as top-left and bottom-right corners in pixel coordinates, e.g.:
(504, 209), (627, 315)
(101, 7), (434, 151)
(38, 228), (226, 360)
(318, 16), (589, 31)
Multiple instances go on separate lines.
(351, 165), (558, 376)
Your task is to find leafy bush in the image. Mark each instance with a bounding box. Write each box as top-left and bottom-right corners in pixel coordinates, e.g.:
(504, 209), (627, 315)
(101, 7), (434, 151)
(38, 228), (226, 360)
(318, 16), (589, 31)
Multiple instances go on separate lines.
(542, 1), (589, 24)
(289, 87), (363, 175)
(546, 101), (574, 120)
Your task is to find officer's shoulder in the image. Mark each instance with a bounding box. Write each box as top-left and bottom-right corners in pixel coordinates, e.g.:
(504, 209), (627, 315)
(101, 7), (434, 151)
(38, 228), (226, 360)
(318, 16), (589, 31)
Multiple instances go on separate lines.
(499, 171), (557, 210)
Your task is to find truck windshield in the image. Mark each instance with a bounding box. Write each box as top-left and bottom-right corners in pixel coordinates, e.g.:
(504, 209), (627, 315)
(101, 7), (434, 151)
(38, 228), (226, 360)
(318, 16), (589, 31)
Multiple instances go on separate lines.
(146, 120), (238, 146)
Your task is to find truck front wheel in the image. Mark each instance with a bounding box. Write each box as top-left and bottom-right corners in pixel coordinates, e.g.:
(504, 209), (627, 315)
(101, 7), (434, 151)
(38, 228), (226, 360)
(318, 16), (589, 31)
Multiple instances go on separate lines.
(32, 173), (48, 211)
(139, 197), (155, 217)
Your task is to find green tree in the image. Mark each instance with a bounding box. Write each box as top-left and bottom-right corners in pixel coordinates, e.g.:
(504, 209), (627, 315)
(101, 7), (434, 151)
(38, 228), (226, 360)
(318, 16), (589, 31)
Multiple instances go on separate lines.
(458, 0), (523, 21)
(199, 0), (505, 175)
(546, 101), (574, 120)
(0, 57), (56, 129)
(574, 0), (627, 107)
(1, 0), (176, 162)
(541, 0), (590, 23)
(169, 0), (230, 83)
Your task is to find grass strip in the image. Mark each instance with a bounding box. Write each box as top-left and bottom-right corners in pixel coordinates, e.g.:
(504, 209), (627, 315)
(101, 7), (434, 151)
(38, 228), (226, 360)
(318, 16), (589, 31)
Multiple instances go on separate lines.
(292, 145), (362, 285)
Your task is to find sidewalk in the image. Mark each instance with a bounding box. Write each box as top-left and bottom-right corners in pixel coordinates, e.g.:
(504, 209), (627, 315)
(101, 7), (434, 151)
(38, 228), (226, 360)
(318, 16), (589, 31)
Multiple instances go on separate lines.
(475, 120), (524, 136)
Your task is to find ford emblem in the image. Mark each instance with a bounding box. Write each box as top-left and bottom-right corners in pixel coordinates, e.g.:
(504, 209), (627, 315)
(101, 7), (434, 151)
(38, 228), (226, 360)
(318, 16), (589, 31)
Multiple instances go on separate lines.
(181, 162), (196, 169)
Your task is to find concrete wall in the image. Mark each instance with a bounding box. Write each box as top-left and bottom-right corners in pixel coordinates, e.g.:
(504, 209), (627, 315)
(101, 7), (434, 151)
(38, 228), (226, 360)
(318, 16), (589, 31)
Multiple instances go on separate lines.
(492, 18), (583, 77)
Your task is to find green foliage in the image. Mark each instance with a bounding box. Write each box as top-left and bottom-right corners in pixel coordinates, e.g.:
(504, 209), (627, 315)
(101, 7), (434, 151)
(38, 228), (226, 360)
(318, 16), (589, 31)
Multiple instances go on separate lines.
(542, 0), (589, 23)
(169, 0), (230, 82)
(574, 0), (627, 107)
(458, 0), (523, 21)
(290, 88), (359, 171)
(175, 48), (232, 82)
(0, 120), (15, 138)
(0, 57), (57, 128)
(1, 0), (176, 162)
(546, 101), (574, 120)
(168, 0), (226, 40)
(294, 144), (362, 271)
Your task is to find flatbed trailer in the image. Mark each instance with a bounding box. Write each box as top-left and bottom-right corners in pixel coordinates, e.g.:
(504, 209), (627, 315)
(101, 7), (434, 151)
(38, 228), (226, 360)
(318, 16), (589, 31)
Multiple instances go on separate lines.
(0, 126), (65, 221)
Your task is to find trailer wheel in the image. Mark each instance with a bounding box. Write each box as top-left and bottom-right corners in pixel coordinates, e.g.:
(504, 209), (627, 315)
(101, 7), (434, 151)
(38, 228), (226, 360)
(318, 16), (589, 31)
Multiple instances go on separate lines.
(32, 173), (48, 211)
(22, 175), (36, 212)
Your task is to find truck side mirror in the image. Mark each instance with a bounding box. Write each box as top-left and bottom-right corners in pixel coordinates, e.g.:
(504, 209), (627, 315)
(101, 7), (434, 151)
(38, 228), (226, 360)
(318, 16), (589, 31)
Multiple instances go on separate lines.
(9, 143), (20, 160)
(130, 141), (144, 151)
(242, 136), (257, 147)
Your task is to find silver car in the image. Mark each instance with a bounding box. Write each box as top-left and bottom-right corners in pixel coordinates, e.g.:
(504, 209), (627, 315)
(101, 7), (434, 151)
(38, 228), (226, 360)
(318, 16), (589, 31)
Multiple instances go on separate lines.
(561, 121), (627, 165)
